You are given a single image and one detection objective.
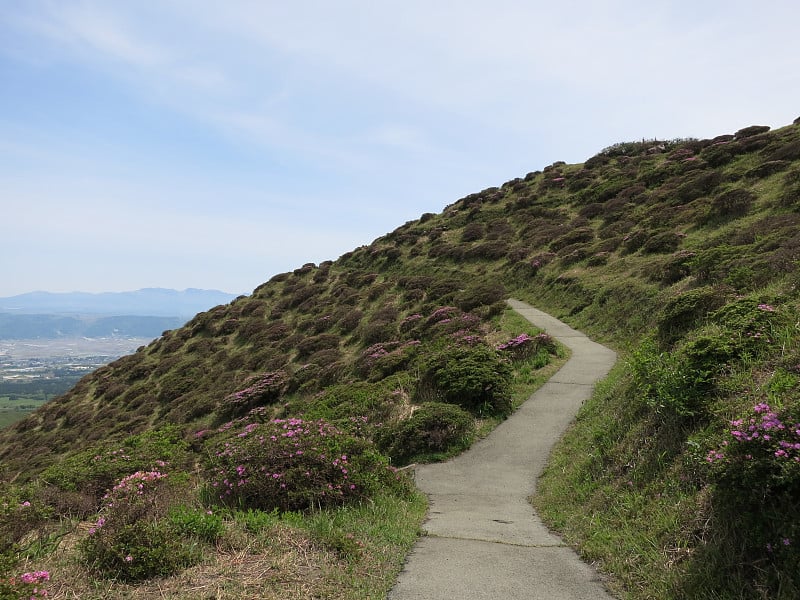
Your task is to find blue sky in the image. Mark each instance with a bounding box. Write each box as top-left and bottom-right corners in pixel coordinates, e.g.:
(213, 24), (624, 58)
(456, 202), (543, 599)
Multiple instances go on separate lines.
(2, 1), (799, 297)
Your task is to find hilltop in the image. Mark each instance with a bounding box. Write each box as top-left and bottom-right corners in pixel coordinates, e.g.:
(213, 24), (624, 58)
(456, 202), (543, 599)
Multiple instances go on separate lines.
(1, 118), (800, 599)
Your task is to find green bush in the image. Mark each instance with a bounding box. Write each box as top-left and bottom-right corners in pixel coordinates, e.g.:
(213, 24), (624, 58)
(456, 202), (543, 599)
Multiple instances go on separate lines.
(40, 426), (190, 502)
(416, 343), (513, 416)
(168, 505), (224, 543)
(629, 338), (713, 417)
(79, 471), (197, 582)
(377, 402), (475, 464)
(657, 287), (728, 345)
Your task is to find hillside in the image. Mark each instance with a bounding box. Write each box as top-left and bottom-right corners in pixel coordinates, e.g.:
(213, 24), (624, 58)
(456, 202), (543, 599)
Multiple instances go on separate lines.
(2, 118), (800, 598)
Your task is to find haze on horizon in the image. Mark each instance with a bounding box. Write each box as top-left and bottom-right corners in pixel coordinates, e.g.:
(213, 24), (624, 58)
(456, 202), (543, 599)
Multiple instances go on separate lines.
(2, 1), (799, 298)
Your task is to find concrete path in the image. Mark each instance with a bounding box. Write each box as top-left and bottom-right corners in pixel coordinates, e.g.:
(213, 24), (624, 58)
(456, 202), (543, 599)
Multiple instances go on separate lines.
(387, 299), (618, 600)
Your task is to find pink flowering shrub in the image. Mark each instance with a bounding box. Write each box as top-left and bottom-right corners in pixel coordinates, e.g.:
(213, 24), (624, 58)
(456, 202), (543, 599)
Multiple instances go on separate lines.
(205, 418), (406, 512)
(0, 569), (50, 599)
(220, 370), (289, 417)
(707, 402), (800, 498)
(355, 340), (421, 380)
(80, 470), (197, 581)
(497, 332), (556, 362)
(40, 425), (189, 505)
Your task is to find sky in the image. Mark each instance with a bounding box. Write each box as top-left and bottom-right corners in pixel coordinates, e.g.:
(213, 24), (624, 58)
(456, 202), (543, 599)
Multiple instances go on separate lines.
(1, 1), (799, 298)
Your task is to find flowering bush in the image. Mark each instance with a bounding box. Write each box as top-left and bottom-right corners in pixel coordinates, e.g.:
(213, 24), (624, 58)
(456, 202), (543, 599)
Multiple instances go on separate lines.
(205, 418), (404, 512)
(0, 570), (50, 599)
(497, 332), (556, 362)
(80, 470), (197, 581)
(220, 370), (289, 417)
(355, 340), (420, 380)
(707, 402), (800, 499)
(40, 426), (189, 503)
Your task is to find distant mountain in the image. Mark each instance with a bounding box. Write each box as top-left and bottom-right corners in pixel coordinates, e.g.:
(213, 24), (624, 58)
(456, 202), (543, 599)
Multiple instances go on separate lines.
(0, 314), (185, 340)
(0, 288), (240, 318)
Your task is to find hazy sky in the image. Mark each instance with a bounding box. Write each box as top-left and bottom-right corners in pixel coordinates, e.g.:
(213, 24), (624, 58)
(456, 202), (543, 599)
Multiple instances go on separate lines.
(2, 1), (799, 297)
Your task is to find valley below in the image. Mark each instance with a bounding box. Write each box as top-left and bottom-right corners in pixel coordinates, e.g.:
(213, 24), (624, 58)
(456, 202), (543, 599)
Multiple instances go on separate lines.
(0, 337), (151, 428)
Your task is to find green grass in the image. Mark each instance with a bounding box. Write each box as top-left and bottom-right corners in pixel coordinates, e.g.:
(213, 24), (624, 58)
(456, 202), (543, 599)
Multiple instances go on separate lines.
(0, 395), (44, 429)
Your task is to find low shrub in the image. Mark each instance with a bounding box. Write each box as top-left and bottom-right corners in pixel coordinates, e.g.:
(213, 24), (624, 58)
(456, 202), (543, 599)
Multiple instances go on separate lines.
(641, 231), (683, 254)
(204, 418), (402, 512)
(0, 569), (50, 599)
(707, 401), (800, 500)
(40, 426), (190, 502)
(377, 402), (476, 464)
(219, 370), (289, 418)
(657, 287), (728, 345)
(707, 188), (756, 220)
(456, 281), (507, 312)
(355, 341), (421, 380)
(79, 471), (197, 582)
(497, 332), (556, 363)
(416, 342), (513, 416)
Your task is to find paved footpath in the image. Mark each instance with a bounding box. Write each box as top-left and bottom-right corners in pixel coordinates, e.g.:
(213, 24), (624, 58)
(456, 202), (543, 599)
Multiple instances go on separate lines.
(387, 299), (618, 600)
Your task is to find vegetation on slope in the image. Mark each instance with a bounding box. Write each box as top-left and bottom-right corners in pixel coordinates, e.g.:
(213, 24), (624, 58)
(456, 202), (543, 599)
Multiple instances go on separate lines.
(2, 117), (800, 598)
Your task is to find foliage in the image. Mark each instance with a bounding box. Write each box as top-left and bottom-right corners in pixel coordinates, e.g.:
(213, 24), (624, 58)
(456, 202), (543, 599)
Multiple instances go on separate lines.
(1, 118), (800, 598)
(40, 426), (190, 502)
(79, 471), (198, 582)
(0, 569), (50, 599)
(204, 418), (406, 512)
(167, 505), (225, 543)
(416, 342), (513, 416)
(706, 401), (800, 499)
(377, 402), (476, 464)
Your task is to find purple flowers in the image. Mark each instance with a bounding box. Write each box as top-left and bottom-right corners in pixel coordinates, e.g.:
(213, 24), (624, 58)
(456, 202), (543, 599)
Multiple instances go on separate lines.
(708, 402), (800, 496)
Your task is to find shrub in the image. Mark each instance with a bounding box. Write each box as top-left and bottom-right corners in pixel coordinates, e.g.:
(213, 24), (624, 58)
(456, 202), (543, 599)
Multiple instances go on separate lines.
(707, 188), (755, 220)
(168, 505), (224, 543)
(707, 401), (800, 500)
(641, 231), (683, 254)
(0, 569), (50, 599)
(746, 160), (790, 179)
(40, 426), (190, 502)
(355, 341), (421, 380)
(296, 334), (339, 358)
(461, 223), (484, 242)
(204, 418), (401, 512)
(463, 240), (510, 260)
(456, 281), (506, 312)
(377, 403), (475, 464)
(79, 471), (197, 582)
(497, 332), (556, 363)
(735, 125), (770, 138)
(219, 371), (289, 418)
(416, 343), (513, 416)
(629, 338), (711, 417)
(657, 250), (696, 284)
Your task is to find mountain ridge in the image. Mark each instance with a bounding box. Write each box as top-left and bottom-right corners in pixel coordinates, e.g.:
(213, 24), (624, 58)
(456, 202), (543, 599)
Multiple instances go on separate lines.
(0, 288), (240, 318)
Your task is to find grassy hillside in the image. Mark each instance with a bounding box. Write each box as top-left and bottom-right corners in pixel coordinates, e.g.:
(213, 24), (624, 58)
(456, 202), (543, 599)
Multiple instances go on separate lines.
(2, 118), (800, 598)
